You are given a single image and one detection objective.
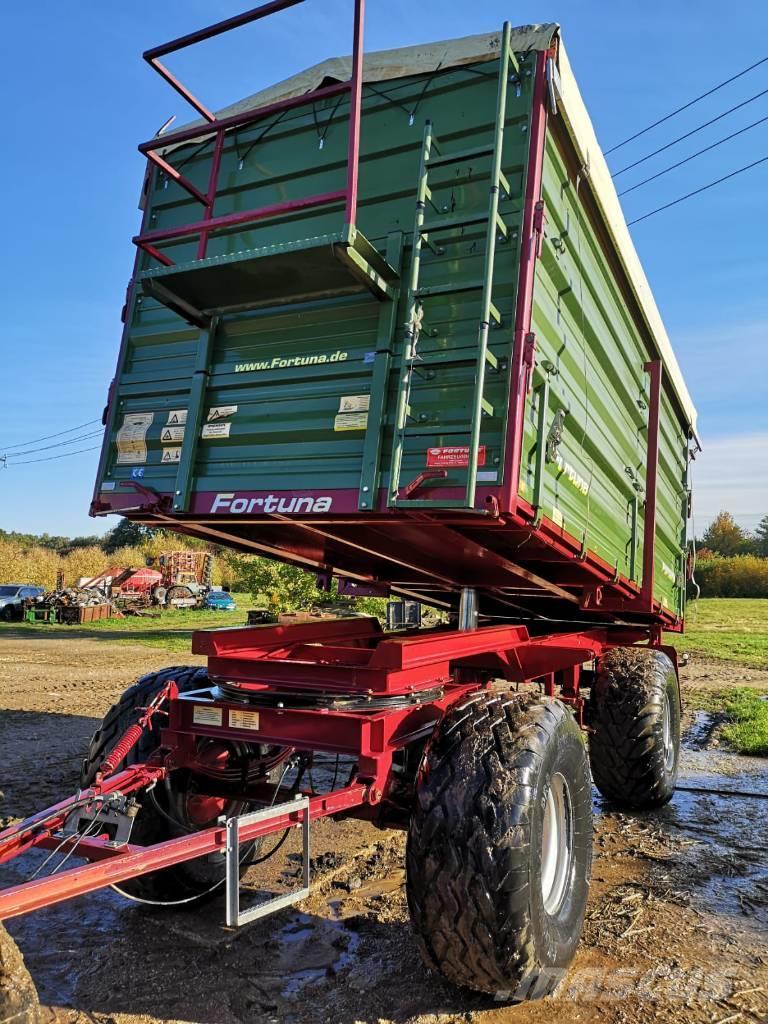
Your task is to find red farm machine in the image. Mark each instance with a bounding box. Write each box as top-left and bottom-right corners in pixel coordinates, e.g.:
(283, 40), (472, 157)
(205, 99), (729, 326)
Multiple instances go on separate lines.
(0, 3), (699, 1004)
(82, 551), (213, 609)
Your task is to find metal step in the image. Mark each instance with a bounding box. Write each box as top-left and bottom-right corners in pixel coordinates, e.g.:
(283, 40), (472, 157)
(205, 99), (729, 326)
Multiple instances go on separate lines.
(420, 210), (488, 234)
(226, 796), (310, 927)
(415, 281), (502, 325)
(425, 143), (495, 168)
(420, 209), (508, 239)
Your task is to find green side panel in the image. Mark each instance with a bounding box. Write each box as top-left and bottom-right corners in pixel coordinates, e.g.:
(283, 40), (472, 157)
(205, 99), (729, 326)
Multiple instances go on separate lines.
(101, 54), (538, 502)
(96, 48), (689, 617)
(523, 129), (689, 613)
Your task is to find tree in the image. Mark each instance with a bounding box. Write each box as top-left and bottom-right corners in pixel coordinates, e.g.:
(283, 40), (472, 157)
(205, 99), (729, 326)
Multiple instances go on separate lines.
(103, 519), (156, 554)
(755, 515), (768, 558)
(700, 511), (751, 557)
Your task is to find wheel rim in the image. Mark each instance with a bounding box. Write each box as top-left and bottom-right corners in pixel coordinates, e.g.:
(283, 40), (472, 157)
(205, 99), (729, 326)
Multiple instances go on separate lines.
(662, 690), (676, 772)
(540, 772), (574, 916)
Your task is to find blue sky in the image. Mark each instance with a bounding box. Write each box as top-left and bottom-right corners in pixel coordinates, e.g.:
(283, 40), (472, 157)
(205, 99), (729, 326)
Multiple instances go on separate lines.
(0, 0), (766, 537)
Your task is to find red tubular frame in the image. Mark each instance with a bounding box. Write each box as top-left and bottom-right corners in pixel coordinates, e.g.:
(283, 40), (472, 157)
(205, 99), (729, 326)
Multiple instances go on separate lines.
(134, 0), (365, 265)
(0, 617), (660, 921)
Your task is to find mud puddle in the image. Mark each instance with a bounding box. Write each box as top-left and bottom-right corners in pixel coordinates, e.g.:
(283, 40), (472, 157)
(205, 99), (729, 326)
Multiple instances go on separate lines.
(648, 716), (768, 933)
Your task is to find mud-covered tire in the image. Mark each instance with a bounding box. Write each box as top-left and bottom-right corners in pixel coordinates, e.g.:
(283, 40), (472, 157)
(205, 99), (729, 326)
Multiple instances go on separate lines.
(406, 692), (592, 999)
(81, 665), (240, 905)
(0, 922), (39, 1024)
(81, 665), (208, 780)
(588, 647), (681, 809)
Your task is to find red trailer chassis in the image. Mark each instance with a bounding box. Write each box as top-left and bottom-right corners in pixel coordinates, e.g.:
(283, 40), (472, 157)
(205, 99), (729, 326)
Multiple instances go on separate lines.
(0, 616), (672, 923)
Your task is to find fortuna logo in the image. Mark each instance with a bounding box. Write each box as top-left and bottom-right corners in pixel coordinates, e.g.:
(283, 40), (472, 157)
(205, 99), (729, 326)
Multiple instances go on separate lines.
(211, 492), (333, 514)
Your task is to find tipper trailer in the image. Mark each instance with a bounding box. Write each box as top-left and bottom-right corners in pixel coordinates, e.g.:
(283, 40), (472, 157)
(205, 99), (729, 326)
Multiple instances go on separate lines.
(0, 3), (698, 1003)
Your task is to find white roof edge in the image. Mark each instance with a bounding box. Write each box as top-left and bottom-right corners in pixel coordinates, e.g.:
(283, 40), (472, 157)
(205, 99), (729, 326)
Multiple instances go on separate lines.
(167, 23), (696, 432)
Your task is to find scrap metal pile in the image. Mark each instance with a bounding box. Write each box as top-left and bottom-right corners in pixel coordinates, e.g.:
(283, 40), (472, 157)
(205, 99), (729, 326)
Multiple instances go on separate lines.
(25, 587), (115, 624)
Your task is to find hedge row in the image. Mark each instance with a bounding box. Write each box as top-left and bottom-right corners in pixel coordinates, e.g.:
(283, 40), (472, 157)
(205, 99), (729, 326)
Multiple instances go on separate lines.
(693, 554), (768, 598)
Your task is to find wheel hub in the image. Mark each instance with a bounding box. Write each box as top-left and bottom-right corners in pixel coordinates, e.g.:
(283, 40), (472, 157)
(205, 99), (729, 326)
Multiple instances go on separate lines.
(540, 772), (574, 916)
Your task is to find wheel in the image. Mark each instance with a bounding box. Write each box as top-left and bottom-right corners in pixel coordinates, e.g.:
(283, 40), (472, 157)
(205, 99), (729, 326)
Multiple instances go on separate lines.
(81, 666), (250, 905)
(151, 585), (167, 606)
(166, 586), (193, 605)
(588, 647), (681, 809)
(406, 692), (592, 999)
(1, 606), (16, 623)
(0, 922), (39, 1024)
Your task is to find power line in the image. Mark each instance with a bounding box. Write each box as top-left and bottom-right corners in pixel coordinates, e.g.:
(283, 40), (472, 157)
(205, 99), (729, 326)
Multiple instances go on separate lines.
(613, 85), (768, 177)
(627, 153), (768, 225)
(4, 429), (103, 460)
(0, 418), (101, 453)
(4, 445), (102, 467)
(605, 54), (768, 155)
(618, 112), (768, 196)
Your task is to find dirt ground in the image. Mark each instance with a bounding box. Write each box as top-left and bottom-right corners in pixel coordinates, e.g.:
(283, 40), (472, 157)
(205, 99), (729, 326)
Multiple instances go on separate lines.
(0, 635), (766, 1024)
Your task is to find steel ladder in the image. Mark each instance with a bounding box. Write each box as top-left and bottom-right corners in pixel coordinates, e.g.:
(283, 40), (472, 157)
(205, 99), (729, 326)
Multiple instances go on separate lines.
(388, 21), (519, 509)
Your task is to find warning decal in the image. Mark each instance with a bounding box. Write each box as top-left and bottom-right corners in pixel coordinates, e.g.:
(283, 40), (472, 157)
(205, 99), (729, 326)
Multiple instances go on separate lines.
(207, 405), (238, 422)
(161, 447), (182, 464)
(338, 395), (370, 413)
(334, 412), (368, 431)
(161, 426), (185, 444)
(166, 410), (188, 425)
(202, 422), (231, 439)
(426, 445), (486, 468)
(115, 412), (153, 465)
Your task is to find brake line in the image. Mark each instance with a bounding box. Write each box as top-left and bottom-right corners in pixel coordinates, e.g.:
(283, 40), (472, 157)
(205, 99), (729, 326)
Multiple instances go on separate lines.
(111, 757), (298, 907)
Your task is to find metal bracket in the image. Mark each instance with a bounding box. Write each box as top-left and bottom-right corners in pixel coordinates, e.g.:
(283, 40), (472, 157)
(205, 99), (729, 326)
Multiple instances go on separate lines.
(62, 795), (137, 848)
(225, 796), (310, 927)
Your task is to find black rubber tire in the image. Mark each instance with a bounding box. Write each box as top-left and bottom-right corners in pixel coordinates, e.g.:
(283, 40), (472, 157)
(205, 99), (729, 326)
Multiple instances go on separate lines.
(588, 647), (681, 809)
(1, 606), (16, 623)
(81, 665), (242, 905)
(406, 692), (593, 999)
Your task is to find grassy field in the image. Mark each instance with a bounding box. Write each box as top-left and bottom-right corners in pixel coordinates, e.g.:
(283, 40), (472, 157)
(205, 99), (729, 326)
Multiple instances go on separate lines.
(0, 593), (253, 653)
(721, 688), (768, 756)
(665, 598), (768, 666)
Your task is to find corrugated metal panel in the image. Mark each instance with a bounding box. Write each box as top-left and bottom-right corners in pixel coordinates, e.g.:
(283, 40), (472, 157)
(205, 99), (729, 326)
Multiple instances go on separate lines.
(106, 59), (534, 499)
(523, 128), (687, 612)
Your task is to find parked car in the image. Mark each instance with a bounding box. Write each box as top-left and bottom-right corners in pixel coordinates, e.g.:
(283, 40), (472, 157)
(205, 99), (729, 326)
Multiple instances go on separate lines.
(0, 585), (45, 621)
(203, 590), (237, 611)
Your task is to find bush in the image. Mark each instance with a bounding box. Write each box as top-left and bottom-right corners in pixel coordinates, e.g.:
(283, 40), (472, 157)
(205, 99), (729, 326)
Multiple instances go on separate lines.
(693, 554), (768, 598)
(225, 555), (321, 613)
(224, 553), (388, 618)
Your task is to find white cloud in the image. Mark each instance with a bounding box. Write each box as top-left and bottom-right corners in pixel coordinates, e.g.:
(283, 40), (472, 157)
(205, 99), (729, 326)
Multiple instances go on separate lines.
(691, 433), (768, 532)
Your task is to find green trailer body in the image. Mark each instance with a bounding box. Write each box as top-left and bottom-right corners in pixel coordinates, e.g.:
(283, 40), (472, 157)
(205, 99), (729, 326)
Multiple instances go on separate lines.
(92, 22), (697, 627)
